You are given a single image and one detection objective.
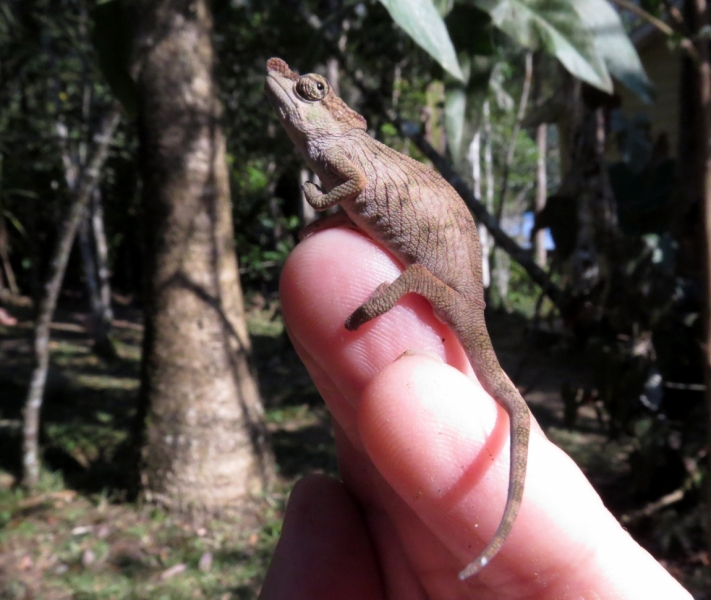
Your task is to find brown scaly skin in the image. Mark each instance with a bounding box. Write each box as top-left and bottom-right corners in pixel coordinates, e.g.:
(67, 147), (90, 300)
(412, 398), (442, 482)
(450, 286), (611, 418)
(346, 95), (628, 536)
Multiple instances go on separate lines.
(265, 57), (531, 580)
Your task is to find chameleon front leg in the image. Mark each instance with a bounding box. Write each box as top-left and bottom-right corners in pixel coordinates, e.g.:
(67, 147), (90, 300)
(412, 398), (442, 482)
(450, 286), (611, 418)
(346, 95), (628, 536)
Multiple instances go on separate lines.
(302, 149), (367, 210)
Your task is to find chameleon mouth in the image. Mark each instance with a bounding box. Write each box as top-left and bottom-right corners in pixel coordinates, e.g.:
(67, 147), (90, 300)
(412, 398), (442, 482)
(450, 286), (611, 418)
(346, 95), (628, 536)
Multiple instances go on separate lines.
(265, 73), (296, 119)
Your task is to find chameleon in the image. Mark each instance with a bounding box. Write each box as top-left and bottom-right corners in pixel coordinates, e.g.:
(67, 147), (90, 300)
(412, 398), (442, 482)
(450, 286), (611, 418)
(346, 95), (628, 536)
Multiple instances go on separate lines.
(265, 57), (531, 580)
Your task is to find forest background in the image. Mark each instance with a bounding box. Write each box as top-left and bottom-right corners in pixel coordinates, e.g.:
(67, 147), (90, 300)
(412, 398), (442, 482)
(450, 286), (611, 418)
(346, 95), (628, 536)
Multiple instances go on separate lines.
(0, 0), (709, 597)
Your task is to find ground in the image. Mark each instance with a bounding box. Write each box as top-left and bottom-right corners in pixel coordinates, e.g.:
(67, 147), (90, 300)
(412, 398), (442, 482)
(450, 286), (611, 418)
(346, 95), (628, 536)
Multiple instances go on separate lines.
(0, 295), (706, 598)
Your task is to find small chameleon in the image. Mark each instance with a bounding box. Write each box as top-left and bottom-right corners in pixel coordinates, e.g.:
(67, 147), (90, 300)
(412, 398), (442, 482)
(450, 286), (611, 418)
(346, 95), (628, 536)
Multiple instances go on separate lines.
(265, 57), (531, 579)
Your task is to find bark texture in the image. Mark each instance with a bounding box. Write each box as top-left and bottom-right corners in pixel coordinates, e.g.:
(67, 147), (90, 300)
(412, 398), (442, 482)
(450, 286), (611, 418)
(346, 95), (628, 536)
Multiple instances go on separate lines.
(134, 0), (272, 518)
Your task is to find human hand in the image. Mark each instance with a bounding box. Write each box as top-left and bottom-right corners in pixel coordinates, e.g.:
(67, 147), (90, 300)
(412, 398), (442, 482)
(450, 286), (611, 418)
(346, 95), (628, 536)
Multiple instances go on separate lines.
(260, 228), (692, 600)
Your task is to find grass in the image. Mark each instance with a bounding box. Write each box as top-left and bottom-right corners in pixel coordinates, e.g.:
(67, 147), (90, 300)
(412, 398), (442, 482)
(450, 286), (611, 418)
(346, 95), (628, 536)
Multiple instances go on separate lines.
(0, 296), (335, 599)
(0, 483), (281, 599)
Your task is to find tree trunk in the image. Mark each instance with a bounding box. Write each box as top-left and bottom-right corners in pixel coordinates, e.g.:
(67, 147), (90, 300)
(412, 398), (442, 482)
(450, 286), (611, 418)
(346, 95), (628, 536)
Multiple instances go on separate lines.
(482, 101), (495, 289)
(22, 108), (120, 488)
(133, 0), (273, 520)
(533, 54), (548, 268)
(78, 213), (101, 316)
(534, 123), (548, 267)
(468, 130), (490, 288)
(90, 188), (114, 341)
(78, 201), (115, 357)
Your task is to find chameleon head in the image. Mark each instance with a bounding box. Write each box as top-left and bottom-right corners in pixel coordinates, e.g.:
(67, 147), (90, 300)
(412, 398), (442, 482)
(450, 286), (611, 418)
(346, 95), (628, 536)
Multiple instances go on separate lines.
(265, 57), (367, 146)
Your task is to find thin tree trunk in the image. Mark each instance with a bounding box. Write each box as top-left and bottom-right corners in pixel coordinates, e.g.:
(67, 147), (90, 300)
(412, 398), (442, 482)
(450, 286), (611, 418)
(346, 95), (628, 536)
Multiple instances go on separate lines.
(533, 53), (548, 268)
(90, 188), (114, 335)
(327, 57), (340, 97)
(133, 0), (273, 519)
(468, 130), (490, 288)
(490, 51), (532, 303)
(58, 117), (115, 354)
(78, 202), (115, 356)
(483, 101), (495, 289)
(22, 108), (120, 488)
(78, 213), (101, 316)
(534, 123), (548, 267)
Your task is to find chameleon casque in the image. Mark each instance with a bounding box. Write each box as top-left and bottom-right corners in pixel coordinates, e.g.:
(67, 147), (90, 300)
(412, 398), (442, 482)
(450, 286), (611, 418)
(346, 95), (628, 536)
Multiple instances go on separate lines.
(265, 57), (531, 579)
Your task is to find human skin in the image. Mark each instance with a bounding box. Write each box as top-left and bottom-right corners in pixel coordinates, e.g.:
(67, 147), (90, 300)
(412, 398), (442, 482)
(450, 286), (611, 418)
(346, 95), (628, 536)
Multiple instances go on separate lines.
(258, 227), (693, 600)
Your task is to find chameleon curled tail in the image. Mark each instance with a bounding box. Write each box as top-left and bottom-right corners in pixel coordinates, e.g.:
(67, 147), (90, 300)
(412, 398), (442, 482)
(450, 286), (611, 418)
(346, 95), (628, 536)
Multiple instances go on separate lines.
(457, 333), (530, 579)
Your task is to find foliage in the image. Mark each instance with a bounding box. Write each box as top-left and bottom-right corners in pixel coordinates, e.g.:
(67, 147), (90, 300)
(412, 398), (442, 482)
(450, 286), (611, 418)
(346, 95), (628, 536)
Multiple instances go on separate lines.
(0, 0), (135, 299)
(560, 116), (707, 557)
(477, 0), (611, 90)
(378, 0), (464, 80)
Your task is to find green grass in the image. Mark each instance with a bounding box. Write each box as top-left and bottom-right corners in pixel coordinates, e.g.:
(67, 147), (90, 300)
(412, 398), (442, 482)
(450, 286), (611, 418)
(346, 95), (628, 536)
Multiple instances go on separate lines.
(0, 300), (334, 599)
(0, 481), (284, 599)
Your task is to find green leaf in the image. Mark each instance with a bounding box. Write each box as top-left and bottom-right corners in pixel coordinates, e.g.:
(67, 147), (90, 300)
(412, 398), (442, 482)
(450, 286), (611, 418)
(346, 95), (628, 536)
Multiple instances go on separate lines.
(572, 0), (654, 102)
(445, 4), (494, 57)
(474, 0), (612, 92)
(378, 0), (465, 81)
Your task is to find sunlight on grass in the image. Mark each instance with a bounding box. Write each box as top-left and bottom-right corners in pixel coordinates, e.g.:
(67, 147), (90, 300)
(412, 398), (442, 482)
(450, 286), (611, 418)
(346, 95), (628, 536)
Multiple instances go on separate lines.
(74, 374), (139, 391)
(0, 306), (327, 598)
(0, 488), (282, 599)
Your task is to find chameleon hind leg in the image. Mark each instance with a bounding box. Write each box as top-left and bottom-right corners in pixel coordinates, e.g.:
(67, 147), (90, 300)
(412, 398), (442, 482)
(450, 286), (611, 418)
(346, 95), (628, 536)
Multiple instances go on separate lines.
(345, 263), (458, 331)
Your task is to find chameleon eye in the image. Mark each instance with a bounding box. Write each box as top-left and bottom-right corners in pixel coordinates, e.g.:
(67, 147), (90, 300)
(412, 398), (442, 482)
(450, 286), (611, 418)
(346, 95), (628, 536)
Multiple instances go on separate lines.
(296, 75), (328, 101)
